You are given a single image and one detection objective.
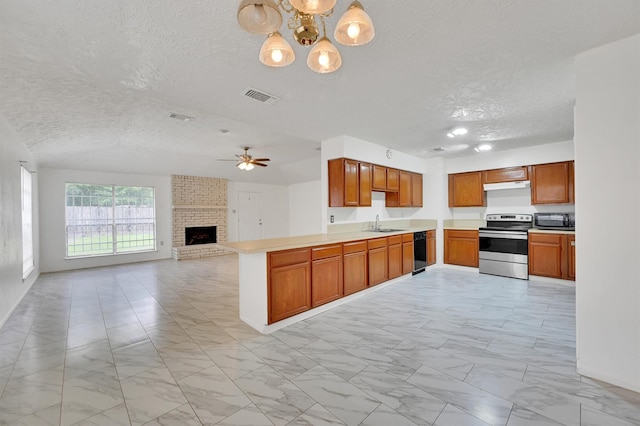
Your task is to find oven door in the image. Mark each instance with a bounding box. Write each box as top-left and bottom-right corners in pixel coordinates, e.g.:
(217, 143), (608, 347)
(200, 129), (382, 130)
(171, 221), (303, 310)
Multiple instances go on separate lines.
(479, 230), (528, 263)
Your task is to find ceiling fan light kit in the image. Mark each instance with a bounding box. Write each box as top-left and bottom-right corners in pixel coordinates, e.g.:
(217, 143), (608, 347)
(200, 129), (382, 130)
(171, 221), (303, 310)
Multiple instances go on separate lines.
(218, 147), (271, 171)
(237, 0), (374, 73)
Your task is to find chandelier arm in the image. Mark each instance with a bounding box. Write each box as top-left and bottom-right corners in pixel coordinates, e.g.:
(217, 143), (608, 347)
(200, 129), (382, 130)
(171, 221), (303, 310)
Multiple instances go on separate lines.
(278, 0), (294, 14)
(320, 15), (327, 38)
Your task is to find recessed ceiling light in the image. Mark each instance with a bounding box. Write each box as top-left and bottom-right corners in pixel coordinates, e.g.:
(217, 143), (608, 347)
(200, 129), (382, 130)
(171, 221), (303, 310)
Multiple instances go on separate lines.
(447, 127), (468, 138)
(474, 144), (492, 152)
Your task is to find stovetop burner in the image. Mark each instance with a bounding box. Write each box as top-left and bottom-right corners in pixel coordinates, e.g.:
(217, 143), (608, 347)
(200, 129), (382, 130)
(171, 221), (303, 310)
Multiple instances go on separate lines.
(482, 213), (533, 232)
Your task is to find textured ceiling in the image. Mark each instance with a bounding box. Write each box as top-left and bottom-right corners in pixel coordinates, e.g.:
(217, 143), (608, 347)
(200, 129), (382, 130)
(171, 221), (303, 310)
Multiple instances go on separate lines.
(0, 0), (638, 184)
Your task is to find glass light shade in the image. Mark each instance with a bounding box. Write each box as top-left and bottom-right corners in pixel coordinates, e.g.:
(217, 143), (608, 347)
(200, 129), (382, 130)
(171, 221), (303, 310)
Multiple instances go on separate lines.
(237, 0), (282, 34)
(237, 162), (247, 170)
(334, 1), (375, 46)
(245, 162), (255, 170)
(259, 32), (295, 67)
(307, 37), (342, 73)
(289, 0), (336, 15)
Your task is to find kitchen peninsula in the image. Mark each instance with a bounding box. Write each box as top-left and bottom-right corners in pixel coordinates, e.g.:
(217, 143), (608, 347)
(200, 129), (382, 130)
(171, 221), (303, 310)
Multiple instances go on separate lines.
(218, 220), (436, 334)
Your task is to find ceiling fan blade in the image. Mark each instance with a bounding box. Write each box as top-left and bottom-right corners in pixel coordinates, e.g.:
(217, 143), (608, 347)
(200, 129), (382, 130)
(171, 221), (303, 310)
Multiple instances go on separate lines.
(253, 162), (268, 167)
(252, 158), (271, 162)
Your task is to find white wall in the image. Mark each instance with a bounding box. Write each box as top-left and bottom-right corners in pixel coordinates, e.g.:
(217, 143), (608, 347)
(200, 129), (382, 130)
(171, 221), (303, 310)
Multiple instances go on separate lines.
(38, 168), (172, 272)
(445, 141), (575, 219)
(321, 135), (430, 232)
(575, 34), (640, 392)
(289, 180), (322, 236)
(0, 115), (40, 326)
(227, 181), (289, 242)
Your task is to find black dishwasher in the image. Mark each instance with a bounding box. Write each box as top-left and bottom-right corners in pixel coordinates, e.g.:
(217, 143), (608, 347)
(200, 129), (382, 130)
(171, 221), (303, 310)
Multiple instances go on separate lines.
(413, 231), (427, 274)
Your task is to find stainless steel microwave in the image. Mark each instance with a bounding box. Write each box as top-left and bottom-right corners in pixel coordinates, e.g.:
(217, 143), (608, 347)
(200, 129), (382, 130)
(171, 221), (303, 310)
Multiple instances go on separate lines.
(533, 212), (575, 230)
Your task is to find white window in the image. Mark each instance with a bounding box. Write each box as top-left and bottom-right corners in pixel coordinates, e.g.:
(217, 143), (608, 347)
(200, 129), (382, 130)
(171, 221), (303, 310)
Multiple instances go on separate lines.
(21, 165), (34, 278)
(65, 183), (156, 258)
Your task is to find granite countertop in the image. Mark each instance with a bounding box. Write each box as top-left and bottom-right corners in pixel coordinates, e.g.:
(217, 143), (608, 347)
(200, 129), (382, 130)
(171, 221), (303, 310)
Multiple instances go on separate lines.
(217, 227), (436, 254)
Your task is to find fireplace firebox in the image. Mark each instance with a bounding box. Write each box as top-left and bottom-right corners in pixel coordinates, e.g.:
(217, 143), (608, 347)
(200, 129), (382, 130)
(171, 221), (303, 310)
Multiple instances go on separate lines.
(185, 226), (217, 246)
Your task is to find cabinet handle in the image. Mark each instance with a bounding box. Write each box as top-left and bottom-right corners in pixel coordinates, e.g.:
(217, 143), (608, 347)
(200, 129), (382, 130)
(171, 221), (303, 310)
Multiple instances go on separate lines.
(570, 241), (575, 246)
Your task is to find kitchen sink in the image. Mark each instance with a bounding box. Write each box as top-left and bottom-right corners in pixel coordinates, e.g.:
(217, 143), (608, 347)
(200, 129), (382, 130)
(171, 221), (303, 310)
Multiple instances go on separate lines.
(370, 228), (406, 233)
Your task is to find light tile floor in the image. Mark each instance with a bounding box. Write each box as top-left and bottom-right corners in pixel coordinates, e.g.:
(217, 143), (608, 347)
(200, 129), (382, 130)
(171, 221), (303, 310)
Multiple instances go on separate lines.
(1, 255), (639, 425)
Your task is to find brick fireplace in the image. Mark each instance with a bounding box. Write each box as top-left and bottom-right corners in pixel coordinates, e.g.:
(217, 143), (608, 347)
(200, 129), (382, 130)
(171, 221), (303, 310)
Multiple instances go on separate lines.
(171, 175), (231, 260)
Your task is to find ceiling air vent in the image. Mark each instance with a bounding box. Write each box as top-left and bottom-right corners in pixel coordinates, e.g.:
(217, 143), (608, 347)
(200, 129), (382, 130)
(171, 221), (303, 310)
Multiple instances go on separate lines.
(431, 147), (448, 152)
(243, 87), (280, 105)
(169, 113), (194, 121)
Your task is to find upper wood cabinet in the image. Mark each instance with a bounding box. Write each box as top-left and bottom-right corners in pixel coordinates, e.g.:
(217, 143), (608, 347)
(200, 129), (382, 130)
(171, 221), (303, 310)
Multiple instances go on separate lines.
(411, 173), (423, 207)
(372, 165), (387, 191)
(483, 166), (528, 184)
(530, 161), (574, 205)
(386, 168), (399, 191)
(328, 158), (372, 207)
(444, 229), (478, 267)
(448, 171), (485, 207)
(359, 162), (372, 207)
(329, 158), (422, 208)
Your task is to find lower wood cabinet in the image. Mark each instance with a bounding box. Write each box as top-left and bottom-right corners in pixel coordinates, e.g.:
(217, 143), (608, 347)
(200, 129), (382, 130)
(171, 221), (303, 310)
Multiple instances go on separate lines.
(387, 235), (403, 279)
(267, 249), (311, 324)
(528, 232), (575, 281)
(402, 233), (414, 274)
(368, 238), (388, 286)
(343, 241), (368, 296)
(427, 230), (436, 266)
(311, 244), (343, 307)
(444, 229), (479, 267)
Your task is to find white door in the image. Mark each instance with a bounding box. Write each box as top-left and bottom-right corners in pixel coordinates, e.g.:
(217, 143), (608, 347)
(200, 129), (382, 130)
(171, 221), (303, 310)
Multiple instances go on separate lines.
(238, 191), (263, 241)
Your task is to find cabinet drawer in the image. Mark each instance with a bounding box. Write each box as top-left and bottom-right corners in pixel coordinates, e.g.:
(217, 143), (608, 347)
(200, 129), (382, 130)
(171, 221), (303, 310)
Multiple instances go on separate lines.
(343, 240), (367, 254)
(528, 233), (563, 245)
(387, 235), (402, 246)
(312, 244), (343, 260)
(269, 248), (310, 268)
(402, 233), (413, 243)
(368, 238), (387, 250)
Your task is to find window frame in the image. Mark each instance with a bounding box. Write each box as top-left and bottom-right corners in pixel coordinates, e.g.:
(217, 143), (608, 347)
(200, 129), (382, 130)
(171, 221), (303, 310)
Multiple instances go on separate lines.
(64, 183), (157, 259)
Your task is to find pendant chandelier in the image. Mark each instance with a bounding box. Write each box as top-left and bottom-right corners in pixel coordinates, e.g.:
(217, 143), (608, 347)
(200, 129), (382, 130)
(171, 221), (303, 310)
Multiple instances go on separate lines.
(237, 0), (375, 73)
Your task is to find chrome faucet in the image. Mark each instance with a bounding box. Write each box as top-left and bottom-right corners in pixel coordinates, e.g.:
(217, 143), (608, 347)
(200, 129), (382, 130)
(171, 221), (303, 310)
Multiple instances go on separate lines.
(375, 214), (380, 231)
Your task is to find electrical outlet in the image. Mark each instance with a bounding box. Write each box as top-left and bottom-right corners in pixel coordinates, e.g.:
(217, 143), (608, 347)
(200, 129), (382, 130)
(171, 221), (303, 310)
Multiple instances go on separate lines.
(330, 215), (334, 223)
(160, 241), (164, 246)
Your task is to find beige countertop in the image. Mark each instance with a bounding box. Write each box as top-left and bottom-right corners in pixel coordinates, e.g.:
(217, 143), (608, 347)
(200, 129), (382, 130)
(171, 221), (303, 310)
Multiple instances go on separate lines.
(529, 228), (576, 235)
(218, 227), (435, 254)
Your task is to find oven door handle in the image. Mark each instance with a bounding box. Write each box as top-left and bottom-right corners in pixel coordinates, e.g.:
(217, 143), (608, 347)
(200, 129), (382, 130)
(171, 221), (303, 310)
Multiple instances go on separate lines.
(479, 231), (528, 240)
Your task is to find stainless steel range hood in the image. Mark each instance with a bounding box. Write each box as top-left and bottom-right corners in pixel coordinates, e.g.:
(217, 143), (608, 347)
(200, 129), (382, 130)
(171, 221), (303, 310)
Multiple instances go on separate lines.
(483, 180), (530, 191)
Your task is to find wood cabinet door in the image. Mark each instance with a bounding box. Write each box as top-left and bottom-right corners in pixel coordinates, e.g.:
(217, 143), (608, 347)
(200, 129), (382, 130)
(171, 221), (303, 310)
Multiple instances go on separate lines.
(411, 173), (423, 207)
(402, 241), (414, 274)
(268, 262), (311, 323)
(372, 165), (387, 191)
(448, 172), (485, 207)
(399, 171), (412, 207)
(528, 233), (566, 278)
(344, 159), (360, 206)
(388, 242), (403, 279)
(359, 162), (372, 206)
(343, 250), (367, 296)
(386, 168), (399, 191)
(567, 234), (576, 281)
(483, 166), (528, 184)
(427, 230), (436, 265)
(531, 161), (572, 205)
(444, 229), (478, 267)
(312, 256), (343, 307)
(368, 247), (388, 286)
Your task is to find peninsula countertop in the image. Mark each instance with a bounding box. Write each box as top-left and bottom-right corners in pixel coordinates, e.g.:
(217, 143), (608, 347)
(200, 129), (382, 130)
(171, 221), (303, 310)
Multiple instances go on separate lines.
(217, 227), (436, 254)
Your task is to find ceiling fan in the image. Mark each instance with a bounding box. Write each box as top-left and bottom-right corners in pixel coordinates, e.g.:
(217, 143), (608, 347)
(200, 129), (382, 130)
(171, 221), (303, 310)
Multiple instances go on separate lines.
(218, 147), (270, 170)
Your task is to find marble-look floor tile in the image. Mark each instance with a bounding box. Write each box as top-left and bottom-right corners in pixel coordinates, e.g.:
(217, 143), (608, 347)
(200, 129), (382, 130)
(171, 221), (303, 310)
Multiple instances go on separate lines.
(248, 341), (318, 380)
(432, 403), (491, 426)
(288, 403), (346, 426)
(205, 341), (267, 380)
(216, 403), (275, 426)
(8, 403), (61, 426)
(580, 403), (639, 426)
(292, 365), (381, 426)
(234, 366), (316, 426)
(139, 403), (201, 426)
(74, 403), (131, 426)
(506, 405), (564, 425)
(0, 367), (64, 422)
(359, 403), (419, 426)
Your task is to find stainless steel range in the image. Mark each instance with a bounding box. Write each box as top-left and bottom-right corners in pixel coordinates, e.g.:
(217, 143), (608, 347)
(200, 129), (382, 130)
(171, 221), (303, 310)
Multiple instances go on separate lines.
(479, 214), (533, 280)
